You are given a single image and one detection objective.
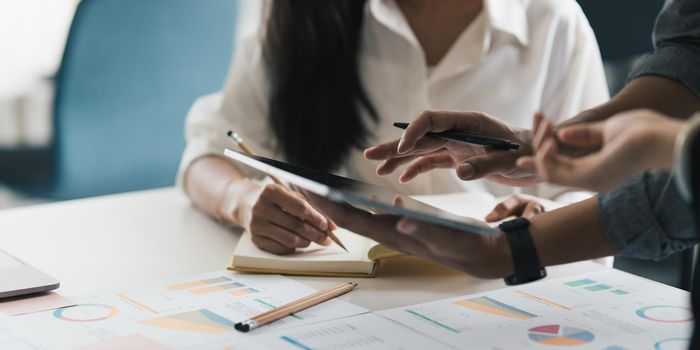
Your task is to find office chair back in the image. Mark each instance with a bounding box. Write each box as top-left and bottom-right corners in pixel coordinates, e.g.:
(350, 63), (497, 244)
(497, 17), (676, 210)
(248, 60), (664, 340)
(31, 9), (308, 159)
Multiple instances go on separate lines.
(50, 0), (236, 199)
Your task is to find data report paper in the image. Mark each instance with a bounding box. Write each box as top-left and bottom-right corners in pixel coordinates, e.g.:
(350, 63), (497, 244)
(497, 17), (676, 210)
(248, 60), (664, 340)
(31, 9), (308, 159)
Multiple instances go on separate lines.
(378, 269), (692, 350)
(0, 271), (368, 349)
(191, 313), (452, 350)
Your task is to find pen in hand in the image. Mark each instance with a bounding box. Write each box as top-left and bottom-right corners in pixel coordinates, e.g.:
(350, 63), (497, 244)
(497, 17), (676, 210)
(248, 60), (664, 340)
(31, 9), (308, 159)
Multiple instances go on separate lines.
(226, 131), (348, 252)
(393, 122), (519, 150)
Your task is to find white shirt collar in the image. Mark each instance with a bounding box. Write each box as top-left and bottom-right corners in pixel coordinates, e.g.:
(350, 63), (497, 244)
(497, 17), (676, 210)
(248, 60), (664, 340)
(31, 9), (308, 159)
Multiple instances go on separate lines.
(369, 0), (530, 49)
(485, 0), (529, 47)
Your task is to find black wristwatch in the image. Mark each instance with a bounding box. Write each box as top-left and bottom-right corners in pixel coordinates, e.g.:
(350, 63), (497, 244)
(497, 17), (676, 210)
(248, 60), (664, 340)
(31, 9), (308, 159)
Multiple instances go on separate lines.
(499, 217), (546, 285)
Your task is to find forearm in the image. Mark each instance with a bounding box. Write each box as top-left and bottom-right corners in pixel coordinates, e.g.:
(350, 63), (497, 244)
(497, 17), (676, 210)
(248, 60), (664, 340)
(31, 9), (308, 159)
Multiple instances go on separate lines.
(564, 76), (700, 126)
(183, 156), (249, 222)
(528, 196), (617, 266)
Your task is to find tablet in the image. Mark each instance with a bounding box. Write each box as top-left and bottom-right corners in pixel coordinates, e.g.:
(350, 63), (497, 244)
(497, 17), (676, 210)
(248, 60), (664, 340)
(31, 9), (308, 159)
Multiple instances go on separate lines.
(224, 149), (500, 236)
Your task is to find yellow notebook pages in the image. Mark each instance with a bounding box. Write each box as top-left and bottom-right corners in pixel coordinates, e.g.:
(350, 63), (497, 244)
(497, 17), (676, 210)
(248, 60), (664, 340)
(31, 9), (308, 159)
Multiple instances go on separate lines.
(228, 192), (500, 277)
(229, 229), (401, 277)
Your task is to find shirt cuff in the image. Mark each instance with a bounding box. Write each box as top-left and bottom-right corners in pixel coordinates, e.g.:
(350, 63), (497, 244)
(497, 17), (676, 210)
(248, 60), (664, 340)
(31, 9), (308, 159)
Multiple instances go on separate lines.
(598, 172), (696, 261)
(628, 44), (700, 98)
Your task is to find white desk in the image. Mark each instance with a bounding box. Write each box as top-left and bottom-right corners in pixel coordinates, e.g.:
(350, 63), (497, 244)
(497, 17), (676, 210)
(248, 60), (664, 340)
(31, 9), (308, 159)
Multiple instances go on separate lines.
(0, 187), (605, 311)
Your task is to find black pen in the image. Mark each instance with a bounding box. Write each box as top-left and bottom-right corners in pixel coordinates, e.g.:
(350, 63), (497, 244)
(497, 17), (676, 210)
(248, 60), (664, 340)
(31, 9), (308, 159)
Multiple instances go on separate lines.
(393, 122), (519, 150)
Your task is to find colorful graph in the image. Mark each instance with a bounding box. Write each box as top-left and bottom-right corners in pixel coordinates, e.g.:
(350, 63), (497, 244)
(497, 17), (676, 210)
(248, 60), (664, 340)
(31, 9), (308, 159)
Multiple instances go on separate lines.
(585, 284), (612, 292)
(230, 288), (259, 297)
(654, 338), (690, 350)
(565, 278), (630, 295)
(167, 277), (231, 290)
(190, 282), (245, 295)
(53, 304), (118, 322)
(516, 291), (571, 311)
(280, 336), (313, 350)
(405, 309), (459, 333)
(565, 279), (596, 287)
(636, 305), (693, 323)
(454, 296), (537, 320)
(139, 309), (237, 333)
(527, 325), (595, 346)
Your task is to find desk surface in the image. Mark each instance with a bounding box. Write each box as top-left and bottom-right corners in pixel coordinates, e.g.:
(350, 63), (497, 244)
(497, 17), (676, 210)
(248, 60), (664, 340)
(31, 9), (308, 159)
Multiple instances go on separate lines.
(0, 187), (606, 310)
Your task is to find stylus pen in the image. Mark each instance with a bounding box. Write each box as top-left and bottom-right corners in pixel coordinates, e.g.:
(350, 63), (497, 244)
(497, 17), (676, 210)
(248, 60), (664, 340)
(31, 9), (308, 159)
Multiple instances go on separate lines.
(226, 131), (348, 252)
(393, 122), (520, 150)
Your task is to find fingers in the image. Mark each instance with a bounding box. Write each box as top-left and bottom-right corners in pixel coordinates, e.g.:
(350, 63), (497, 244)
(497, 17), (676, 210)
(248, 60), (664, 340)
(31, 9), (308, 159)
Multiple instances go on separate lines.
(522, 200), (545, 219)
(251, 221), (311, 249)
(485, 196), (523, 222)
(399, 151), (454, 183)
(249, 185), (333, 254)
(531, 116), (554, 152)
(365, 140), (402, 160)
(376, 154), (420, 176)
(262, 206), (329, 245)
(368, 137), (448, 174)
(484, 193), (547, 223)
(532, 112), (544, 133)
(251, 234), (296, 255)
(557, 122), (605, 148)
(534, 138), (587, 185)
(396, 110), (488, 154)
(262, 185), (328, 231)
(516, 154), (535, 168)
(455, 152), (515, 181)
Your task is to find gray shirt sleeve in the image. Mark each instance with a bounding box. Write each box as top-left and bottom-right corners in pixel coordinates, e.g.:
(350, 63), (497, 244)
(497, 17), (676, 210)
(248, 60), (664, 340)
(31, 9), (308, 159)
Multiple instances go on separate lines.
(628, 0), (700, 97)
(598, 171), (697, 261)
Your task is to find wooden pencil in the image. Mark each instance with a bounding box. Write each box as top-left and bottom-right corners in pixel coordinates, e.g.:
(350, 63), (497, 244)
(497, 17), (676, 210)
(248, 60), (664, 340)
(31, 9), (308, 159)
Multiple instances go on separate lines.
(234, 282), (358, 332)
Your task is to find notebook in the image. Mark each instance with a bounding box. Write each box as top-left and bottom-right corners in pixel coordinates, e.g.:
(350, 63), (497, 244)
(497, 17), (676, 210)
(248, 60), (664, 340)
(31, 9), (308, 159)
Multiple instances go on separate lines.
(227, 192), (499, 277)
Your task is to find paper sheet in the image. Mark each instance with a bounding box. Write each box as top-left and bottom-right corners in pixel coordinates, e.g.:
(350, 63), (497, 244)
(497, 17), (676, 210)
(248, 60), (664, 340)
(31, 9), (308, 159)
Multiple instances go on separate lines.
(191, 313), (452, 350)
(0, 292), (74, 316)
(378, 269), (693, 349)
(0, 271), (368, 350)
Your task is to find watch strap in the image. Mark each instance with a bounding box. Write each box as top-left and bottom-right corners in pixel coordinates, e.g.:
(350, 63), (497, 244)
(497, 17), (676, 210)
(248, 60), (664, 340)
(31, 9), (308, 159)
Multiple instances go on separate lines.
(499, 217), (546, 285)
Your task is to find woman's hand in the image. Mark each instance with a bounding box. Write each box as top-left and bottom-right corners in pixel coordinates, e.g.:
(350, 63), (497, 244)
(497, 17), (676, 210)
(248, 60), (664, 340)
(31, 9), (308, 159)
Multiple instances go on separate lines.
(304, 193), (513, 278)
(517, 109), (683, 192)
(364, 110), (537, 187)
(221, 180), (332, 254)
(484, 194), (548, 222)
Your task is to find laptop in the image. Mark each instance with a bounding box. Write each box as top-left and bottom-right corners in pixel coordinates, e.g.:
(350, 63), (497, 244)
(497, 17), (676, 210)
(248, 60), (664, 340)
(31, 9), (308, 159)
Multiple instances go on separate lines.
(0, 250), (59, 299)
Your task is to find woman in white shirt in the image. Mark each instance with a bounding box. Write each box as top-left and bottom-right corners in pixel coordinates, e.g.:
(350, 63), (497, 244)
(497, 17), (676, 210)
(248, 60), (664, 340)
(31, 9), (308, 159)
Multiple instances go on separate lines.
(179, 0), (609, 254)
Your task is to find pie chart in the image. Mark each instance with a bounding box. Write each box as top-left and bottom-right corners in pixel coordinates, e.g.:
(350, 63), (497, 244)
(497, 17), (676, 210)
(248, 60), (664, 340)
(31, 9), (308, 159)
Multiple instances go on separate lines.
(528, 324), (595, 346)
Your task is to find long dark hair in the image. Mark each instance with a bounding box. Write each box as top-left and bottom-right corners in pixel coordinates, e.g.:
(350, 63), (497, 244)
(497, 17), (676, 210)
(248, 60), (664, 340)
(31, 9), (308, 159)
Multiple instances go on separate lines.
(263, 0), (378, 171)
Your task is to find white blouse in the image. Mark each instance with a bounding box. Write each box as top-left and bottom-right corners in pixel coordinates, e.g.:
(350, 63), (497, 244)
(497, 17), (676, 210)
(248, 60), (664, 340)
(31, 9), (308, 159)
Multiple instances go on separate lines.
(178, 0), (609, 199)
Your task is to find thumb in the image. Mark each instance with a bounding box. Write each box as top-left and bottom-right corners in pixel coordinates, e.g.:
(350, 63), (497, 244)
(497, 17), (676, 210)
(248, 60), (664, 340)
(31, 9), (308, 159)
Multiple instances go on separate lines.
(557, 122), (605, 148)
(456, 152), (515, 181)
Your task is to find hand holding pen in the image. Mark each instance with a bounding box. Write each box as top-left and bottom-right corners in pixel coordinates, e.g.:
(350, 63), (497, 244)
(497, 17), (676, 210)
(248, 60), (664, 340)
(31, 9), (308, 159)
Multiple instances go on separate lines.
(226, 131), (348, 253)
(364, 110), (539, 187)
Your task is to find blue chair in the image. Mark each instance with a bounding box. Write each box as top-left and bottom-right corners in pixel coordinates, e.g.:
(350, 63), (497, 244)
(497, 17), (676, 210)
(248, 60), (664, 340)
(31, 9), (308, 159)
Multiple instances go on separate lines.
(0, 0), (237, 199)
